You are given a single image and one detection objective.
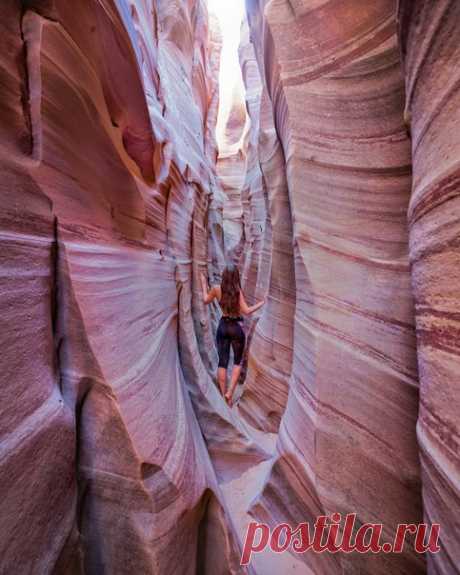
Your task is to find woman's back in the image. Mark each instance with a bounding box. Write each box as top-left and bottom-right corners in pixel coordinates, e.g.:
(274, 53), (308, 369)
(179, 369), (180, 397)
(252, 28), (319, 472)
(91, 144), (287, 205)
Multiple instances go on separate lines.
(200, 264), (266, 406)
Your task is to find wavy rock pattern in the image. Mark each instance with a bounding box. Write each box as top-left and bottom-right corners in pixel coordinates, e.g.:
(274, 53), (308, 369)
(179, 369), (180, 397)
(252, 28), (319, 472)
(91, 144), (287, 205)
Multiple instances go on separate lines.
(217, 144), (246, 262)
(2, 1), (459, 574)
(399, 1), (460, 572)
(236, 19), (295, 433)
(242, 0), (427, 573)
(0, 1), (265, 573)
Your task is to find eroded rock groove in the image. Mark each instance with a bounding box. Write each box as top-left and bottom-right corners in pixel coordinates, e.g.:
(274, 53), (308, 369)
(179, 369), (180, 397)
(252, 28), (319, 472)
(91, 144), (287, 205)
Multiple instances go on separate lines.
(0, 1), (459, 574)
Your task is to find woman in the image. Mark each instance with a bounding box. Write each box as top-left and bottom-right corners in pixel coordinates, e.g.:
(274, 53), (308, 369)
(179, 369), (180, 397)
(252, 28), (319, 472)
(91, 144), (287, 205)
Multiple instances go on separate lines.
(200, 265), (265, 406)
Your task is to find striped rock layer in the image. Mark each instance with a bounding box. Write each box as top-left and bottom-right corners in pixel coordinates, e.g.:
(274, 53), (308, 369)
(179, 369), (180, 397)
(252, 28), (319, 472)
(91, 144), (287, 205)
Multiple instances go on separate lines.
(0, 1), (266, 574)
(234, 0), (459, 574)
(1, 1), (459, 575)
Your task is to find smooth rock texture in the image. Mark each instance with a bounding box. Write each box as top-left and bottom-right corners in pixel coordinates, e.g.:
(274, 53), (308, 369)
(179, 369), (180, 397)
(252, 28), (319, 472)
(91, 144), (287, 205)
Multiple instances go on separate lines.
(0, 1), (266, 573)
(399, 1), (460, 572)
(236, 19), (295, 433)
(241, 0), (427, 573)
(1, 1), (459, 574)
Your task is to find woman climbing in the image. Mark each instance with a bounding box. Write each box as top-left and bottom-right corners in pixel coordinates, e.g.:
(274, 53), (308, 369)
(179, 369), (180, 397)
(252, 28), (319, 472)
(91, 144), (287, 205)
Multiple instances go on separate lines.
(200, 265), (265, 406)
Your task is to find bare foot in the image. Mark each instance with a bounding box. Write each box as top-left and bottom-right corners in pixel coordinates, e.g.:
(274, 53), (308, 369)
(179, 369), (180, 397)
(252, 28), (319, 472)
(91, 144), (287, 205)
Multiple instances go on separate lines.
(224, 393), (233, 407)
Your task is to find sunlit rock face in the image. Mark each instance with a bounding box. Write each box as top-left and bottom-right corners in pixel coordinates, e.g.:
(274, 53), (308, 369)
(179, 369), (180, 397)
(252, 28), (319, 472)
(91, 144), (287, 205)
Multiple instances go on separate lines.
(243, 0), (425, 573)
(217, 127), (246, 263)
(2, 0), (459, 573)
(236, 20), (295, 433)
(216, 49), (247, 264)
(0, 1), (266, 573)
(399, 2), (460, 573)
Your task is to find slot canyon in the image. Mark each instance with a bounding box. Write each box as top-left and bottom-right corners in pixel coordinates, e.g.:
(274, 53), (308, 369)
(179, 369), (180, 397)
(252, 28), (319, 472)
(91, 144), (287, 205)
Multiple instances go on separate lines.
(0, 0), (459, 574)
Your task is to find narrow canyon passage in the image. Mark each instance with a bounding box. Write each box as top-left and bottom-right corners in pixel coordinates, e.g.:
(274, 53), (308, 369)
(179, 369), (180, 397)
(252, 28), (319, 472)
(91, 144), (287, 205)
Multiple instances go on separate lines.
(0, 1), (459, 575)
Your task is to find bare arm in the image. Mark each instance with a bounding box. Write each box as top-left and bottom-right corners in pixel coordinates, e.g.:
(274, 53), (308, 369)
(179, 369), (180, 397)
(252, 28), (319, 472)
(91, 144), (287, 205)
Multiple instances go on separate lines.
(200, 273), (218, 305)
(239, 291), (266, 316)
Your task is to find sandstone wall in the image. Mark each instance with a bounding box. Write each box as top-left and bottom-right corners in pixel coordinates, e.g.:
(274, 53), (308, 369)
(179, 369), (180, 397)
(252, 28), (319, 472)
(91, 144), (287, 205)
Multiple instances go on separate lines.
(0, 1), (265, 573)
(236, 19), (295, 433)
(1, 1), (459, 574)
(399, 1), (460, 572)
(243, 0), (425, 573)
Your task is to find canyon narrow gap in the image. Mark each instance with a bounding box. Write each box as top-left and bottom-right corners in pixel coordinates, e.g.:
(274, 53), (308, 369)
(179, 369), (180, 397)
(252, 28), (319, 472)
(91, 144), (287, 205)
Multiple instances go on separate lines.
(0, 1), (459, 575)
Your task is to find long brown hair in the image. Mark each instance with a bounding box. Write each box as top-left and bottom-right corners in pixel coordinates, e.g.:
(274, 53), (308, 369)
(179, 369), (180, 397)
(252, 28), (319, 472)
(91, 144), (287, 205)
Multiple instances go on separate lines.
(220, 265), (241, 316)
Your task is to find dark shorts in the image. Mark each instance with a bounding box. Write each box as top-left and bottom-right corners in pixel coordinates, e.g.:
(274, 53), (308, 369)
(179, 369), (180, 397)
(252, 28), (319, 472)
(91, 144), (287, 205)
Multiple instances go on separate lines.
(216, 317), (246, 369)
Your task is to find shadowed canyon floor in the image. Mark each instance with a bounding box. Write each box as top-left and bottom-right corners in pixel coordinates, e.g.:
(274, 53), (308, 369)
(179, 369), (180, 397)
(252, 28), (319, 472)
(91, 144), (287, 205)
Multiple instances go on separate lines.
(0, 1), (459, 574)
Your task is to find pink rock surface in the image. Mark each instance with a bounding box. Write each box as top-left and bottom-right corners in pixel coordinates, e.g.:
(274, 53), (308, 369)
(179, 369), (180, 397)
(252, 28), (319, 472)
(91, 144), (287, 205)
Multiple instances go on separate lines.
(236, 19), (295, 433)
(1, 1), (459, 574)
(0, 1), (265, 573)
(241, 0), (426, 573)
(217, 146), (246, 261)
(399, 1), (460, 572)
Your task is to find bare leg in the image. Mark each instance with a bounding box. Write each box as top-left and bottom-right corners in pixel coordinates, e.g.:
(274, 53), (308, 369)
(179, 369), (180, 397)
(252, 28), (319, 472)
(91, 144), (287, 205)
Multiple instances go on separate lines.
(225, 365), (242, 406)
(217, 367), (227, 396)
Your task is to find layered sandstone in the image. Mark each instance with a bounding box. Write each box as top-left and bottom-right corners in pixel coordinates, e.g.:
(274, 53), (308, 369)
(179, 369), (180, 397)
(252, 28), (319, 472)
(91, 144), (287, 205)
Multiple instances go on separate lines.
(399, 1), (460, 572)
(0, 1), (266, 573)
(236, 20), (295, 433)
(242, 1), (425, 573)
(1, 1), (459, 574)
